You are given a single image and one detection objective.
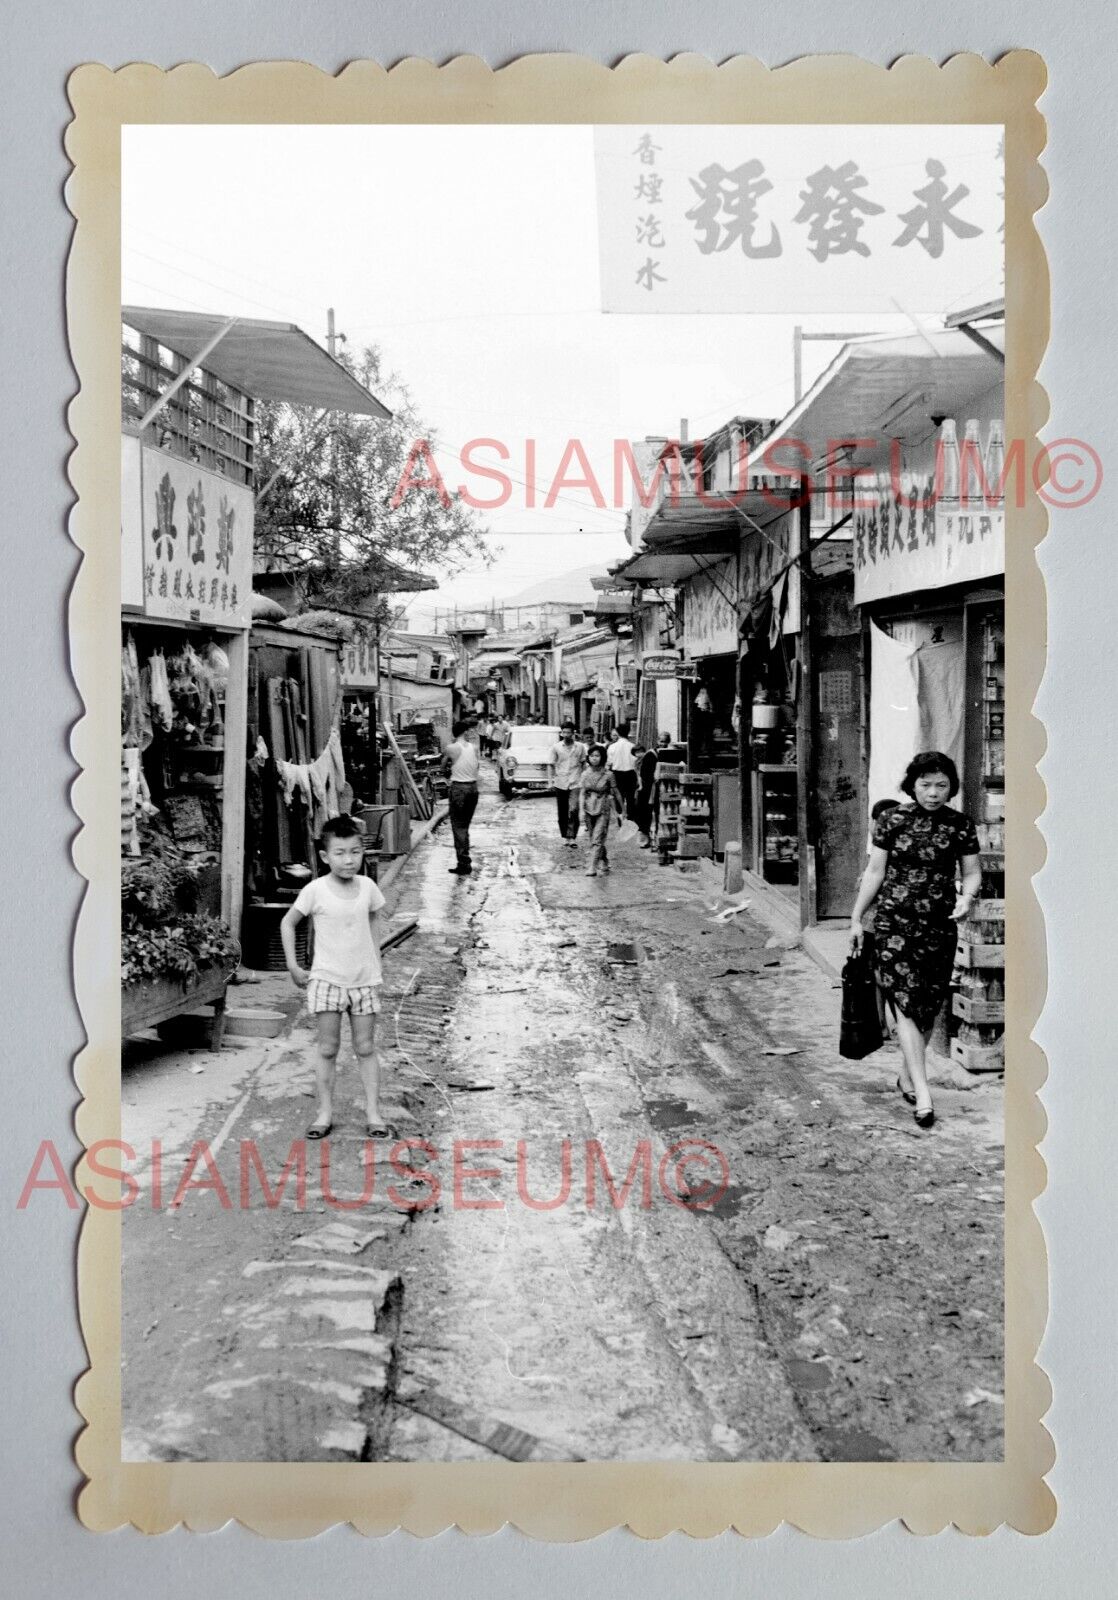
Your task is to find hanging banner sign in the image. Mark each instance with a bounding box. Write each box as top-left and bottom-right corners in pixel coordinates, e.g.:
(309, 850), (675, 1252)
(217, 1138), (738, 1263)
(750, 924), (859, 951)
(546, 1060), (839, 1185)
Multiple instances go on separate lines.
(595, 125), (1003, 314)
(136, 446), (253, 629)
(853, 484), (1004, 605)
(340, 629), (378, 689)
(683, 559), (739, 656)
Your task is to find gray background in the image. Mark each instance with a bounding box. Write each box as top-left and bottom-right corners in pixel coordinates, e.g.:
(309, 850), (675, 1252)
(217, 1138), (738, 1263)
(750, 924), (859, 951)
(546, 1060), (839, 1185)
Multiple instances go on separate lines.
(2, 1), (1114, 1592)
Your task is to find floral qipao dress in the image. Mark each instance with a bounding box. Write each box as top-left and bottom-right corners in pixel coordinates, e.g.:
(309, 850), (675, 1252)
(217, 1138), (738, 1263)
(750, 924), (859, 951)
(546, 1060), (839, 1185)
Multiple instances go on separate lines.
(871, 803), (980, 1030)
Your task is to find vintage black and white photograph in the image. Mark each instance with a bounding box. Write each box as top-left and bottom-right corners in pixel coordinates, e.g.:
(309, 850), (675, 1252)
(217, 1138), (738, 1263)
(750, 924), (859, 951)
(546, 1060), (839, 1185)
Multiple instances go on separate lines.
(116, 117), (1010, 1466)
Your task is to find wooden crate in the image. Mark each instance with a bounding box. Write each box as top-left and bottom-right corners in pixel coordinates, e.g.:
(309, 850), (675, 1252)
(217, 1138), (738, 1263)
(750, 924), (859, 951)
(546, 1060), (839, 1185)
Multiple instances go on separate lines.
(953, 992), (1006, 1025)
(951, 1037), (1005, 1074)
(972, 898), (1005, 920)
(675, 834), (713, 860)
(956, 941), (1005, 969)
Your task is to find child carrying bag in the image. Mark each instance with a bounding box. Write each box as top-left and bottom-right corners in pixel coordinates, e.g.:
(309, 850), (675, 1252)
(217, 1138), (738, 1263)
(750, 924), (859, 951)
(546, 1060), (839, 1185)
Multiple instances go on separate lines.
(839, 932), (885, 1060)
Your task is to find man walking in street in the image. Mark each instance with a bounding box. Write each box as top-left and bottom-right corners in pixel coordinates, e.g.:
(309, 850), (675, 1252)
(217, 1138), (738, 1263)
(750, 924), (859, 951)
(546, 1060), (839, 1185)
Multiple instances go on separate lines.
(442, 719), (480, 876)
(606, 721), (639, 823)
(547, 719), (587, 846)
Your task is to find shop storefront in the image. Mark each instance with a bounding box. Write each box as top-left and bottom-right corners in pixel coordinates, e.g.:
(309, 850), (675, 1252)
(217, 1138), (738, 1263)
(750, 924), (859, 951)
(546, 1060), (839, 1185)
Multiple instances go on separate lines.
(735, 513), (805, 898)
(851, 405), (1005, 1069)
(120, 307), (391, 1028)
(121, 422), (255, 1045)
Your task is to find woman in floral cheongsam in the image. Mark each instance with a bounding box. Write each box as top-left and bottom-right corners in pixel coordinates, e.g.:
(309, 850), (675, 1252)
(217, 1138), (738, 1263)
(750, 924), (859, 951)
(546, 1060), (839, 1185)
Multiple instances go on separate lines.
(849, 751), (982, 1129)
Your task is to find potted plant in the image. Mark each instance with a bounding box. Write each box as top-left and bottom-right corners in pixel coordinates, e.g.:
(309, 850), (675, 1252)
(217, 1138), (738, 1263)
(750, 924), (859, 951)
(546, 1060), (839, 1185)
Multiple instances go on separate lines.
(121, 833), (240, 1044)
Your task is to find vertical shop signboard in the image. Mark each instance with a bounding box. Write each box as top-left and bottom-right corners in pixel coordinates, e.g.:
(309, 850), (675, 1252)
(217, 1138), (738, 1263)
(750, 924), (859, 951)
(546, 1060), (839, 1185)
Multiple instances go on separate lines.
(121, 433), (145, 610)
(138, 446), (253, 629)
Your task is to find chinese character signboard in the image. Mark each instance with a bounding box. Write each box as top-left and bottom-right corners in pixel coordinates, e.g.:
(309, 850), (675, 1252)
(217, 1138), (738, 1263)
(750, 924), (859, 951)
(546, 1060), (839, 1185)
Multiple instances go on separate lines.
(121, 434), (144, 611)
(595, 125), (1003, 313)
(133, 444), (253, 629)
(682, 560), (739, 656)
(853, 481), (1004, 605)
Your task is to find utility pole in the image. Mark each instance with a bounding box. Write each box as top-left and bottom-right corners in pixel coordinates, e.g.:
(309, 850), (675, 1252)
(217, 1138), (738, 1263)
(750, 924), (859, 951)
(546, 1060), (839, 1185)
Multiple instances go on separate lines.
(326, 308), (337, 359)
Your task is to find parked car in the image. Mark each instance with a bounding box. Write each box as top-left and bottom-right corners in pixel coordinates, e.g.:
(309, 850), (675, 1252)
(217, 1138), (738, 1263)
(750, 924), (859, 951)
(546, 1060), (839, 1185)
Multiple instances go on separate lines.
(497, 724), (560, 799)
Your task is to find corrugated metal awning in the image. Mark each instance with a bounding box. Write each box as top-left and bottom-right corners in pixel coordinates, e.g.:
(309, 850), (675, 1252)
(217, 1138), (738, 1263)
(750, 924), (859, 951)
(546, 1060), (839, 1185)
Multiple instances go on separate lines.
(610, 549), (728, 587)
(122, 306), (392, 417)
(749, 328), (1002, 474)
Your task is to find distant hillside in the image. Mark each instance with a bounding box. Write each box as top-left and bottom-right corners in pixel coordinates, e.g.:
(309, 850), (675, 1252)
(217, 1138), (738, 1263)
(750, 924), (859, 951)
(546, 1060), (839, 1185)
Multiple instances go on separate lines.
(500, 564), (611, 606)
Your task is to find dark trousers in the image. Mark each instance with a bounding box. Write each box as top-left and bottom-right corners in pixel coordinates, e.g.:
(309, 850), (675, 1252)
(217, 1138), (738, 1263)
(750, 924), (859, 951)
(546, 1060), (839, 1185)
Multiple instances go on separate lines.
(633, 787), (653, 835)
(448, 781), (479, 868)
(613, 769), (638, 818)
(555, 786), (579, 840)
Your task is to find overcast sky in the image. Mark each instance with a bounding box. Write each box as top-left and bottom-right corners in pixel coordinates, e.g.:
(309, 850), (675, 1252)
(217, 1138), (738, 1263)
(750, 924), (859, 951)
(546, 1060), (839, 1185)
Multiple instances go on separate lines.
(122, 124), (998, 621)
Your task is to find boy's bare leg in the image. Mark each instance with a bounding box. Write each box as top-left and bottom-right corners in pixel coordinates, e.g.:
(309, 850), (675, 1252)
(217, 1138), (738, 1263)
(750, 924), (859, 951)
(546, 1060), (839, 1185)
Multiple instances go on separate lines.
(311, 1012), (341, 1131)
(351, 1013), (384, 1129)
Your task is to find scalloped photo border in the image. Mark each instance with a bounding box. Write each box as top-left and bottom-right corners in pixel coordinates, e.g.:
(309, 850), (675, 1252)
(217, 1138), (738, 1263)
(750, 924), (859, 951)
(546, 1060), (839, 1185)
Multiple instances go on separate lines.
(65, 50), (1052, 1537)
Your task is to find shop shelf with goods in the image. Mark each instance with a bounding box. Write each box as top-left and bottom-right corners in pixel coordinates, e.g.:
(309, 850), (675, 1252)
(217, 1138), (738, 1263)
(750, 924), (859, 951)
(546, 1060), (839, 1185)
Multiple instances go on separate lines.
(750, 764), (799, 885)
(950, 608), (1006, 1074)
(675, 772), (714, 860)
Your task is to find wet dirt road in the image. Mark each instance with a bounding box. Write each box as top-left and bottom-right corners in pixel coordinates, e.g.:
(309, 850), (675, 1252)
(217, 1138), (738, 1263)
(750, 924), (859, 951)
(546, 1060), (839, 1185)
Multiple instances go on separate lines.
(121, 765), (1004, 1464)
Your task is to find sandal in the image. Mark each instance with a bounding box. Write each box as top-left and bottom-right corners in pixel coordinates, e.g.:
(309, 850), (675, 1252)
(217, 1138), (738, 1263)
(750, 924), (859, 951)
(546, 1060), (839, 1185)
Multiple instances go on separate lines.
(365, 1119), (398, 1140)
(914, 1102), (935, 1130)
(306, 1121), (333, 1140)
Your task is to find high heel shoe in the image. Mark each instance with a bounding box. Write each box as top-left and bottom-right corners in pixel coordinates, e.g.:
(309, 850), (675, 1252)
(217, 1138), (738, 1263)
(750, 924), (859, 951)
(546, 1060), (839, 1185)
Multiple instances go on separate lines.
(914, 1102), (935, 1129)
(896, 1078), (916, 1106)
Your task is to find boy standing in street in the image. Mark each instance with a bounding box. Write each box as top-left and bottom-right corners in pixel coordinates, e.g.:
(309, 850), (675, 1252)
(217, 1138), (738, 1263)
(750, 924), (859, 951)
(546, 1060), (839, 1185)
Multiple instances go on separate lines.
(280, 815), (389, 1140)
(547, 719), (586, 844)
(442, 719), (481, 875)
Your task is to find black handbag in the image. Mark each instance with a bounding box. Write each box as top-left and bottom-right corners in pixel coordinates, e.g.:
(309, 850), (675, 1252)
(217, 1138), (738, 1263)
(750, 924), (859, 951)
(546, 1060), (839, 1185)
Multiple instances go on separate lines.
(839, 932), (885, 1060)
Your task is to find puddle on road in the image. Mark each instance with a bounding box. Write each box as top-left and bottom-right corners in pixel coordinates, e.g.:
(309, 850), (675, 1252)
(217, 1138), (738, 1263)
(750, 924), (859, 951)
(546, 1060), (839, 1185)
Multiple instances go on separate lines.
(644, 1096), (700, 1132)
(815, 1425), (897, 1463)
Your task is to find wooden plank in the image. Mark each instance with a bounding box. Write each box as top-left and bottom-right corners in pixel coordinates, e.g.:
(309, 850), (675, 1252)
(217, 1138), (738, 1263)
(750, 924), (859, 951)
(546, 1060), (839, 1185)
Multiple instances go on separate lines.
(264, 677), (292, 861)
(381, 721), (429, 818)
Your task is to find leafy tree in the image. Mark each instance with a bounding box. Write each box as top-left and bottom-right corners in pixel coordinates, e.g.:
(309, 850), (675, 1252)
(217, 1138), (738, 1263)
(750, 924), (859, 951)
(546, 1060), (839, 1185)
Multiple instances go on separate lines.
(253, 343), (491, 616)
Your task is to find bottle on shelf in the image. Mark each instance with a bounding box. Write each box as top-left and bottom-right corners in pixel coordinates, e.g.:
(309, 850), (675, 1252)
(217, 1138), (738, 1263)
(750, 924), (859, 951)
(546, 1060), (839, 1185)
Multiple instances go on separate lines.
(960, 418), (983, 507)
(937, 418), (960, 502)
(984, 420), (1005, 503)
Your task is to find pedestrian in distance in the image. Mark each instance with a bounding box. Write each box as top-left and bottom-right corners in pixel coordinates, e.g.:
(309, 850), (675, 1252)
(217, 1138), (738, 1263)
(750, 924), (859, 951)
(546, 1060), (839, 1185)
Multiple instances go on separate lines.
(606, 720), (639, 824)
(579, 744), (623, 876)
(280, 815), (391, 1141)
(581, 725), (595, 749)
(849, 751), (982, 1129)
(635, 737), (659, 848)
(442, 718), (481, 876)
(548, 718), (587, 846)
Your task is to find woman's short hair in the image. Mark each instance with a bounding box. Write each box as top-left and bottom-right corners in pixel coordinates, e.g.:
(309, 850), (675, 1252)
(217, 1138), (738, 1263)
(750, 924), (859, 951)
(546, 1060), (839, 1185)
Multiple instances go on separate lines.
(587, 743), (606, 764)
(899, 750), (960, 799)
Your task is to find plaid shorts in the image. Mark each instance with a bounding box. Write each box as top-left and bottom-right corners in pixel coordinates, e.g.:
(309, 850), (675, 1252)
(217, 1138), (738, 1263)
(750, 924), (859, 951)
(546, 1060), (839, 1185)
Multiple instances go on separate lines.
(305, 980), (382, 1016)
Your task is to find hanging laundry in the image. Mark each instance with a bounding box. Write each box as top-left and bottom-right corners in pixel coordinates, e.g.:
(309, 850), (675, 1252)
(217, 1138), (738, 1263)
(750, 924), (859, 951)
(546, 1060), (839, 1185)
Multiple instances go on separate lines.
(148, 649), (174, 731)
(327, 726), (347, 796)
